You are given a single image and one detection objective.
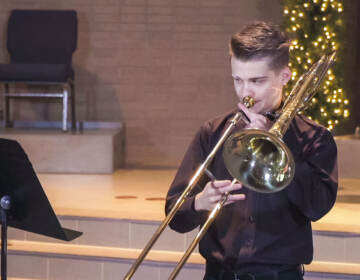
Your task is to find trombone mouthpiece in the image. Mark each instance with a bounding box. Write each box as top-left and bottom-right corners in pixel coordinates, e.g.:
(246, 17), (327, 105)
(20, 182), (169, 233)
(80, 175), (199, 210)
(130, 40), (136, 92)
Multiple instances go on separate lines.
(242, 96), (255, 108)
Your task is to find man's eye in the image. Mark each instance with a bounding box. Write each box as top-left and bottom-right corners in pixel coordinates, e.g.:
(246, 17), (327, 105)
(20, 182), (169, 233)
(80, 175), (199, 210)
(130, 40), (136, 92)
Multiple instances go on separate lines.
(253, 79), (264, 85)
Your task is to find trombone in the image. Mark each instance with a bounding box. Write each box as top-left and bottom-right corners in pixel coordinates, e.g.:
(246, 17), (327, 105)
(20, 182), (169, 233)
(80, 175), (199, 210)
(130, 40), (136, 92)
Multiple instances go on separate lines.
(124, 52), (336, 280)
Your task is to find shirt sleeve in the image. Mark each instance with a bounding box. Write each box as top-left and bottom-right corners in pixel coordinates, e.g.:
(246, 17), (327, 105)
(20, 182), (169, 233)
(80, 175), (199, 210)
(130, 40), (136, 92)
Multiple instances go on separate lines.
(285, 128), (338, 221)
(165, 123), (211, 233)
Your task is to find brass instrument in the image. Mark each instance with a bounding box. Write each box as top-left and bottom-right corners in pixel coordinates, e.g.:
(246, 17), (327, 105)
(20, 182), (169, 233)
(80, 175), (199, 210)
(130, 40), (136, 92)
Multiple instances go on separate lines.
(124, 52), (336, 280)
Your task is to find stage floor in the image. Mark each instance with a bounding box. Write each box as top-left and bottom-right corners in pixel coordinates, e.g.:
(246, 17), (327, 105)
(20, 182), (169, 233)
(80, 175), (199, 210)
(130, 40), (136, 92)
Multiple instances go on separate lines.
(37, 169), (360, 234)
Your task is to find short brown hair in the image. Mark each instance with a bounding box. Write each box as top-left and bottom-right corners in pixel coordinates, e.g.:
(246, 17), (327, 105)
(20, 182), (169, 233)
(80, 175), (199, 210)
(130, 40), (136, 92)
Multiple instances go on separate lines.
(230, 21), (290, 71)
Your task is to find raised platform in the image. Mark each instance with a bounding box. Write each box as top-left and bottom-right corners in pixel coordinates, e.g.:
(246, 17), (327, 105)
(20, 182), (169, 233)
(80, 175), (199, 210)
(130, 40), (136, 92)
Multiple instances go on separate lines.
(0, 124), (125, 174)
(0, 124), (358, 178)
(6, 170), (360, 280)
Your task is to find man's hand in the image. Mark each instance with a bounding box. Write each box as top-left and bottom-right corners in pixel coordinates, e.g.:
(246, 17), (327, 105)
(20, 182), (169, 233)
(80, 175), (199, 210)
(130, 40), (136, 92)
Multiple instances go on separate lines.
(238, 102), (272, 130)
(194, 180), (245, 212)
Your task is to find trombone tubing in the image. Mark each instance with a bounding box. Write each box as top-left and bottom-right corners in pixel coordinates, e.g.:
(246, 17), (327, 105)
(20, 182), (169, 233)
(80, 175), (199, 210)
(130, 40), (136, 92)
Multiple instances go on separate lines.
(123, 111), (244, 280)
(270, 53), (336, 139)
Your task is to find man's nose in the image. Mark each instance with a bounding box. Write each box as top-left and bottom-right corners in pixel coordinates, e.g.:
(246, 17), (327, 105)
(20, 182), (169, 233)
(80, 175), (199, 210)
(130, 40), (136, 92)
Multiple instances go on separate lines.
(241, 82), (253, 97)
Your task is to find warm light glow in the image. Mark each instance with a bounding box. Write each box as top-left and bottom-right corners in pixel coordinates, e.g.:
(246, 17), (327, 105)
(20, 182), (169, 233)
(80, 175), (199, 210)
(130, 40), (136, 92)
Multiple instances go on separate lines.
(284, 0), (348, 127)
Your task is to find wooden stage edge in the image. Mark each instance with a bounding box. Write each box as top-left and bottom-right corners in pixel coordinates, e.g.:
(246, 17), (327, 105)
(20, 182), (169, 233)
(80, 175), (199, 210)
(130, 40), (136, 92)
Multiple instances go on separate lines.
(37, 169), (360, 234)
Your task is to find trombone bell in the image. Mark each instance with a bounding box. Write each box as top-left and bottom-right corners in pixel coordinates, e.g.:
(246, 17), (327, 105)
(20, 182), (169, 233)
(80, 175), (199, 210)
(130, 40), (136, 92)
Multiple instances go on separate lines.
(223, 129), (295, 193)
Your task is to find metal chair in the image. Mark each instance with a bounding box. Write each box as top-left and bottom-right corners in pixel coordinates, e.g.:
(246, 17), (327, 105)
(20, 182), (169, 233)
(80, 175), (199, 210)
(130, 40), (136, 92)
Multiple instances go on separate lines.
(0, 10), (78, 131)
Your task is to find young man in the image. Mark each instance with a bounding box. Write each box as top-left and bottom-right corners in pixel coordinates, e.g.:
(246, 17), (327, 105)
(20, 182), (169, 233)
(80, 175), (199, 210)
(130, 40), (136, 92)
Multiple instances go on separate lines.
(165, 22), (338, 280)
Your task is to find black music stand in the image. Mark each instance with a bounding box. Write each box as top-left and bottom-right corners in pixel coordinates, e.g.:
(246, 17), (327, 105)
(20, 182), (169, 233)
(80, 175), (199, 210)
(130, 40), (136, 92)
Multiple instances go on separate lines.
(0, 138), (82, 280)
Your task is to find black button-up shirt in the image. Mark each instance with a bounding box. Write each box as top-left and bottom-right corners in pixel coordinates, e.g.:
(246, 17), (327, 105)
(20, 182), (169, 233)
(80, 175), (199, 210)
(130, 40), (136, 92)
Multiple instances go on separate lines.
(165, 111), (338, 272)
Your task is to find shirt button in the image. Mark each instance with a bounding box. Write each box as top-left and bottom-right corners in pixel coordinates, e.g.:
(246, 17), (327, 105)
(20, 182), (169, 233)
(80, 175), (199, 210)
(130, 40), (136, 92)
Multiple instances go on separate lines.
(249, 216), (255, 223)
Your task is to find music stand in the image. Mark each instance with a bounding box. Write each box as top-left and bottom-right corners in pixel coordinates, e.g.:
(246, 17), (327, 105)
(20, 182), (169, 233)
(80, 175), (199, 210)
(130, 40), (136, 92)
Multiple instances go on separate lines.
(0, 138), (82, 280)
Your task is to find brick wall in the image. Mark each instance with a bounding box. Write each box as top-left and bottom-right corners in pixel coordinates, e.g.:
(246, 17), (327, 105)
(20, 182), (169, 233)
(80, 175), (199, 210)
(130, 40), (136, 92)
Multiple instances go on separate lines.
(0, 0), (282, 167)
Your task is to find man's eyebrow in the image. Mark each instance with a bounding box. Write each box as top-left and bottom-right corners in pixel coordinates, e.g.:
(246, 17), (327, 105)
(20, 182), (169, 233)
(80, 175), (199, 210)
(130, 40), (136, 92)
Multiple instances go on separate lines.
(231, 75), (268, 80)
(250, 76), (268, 80)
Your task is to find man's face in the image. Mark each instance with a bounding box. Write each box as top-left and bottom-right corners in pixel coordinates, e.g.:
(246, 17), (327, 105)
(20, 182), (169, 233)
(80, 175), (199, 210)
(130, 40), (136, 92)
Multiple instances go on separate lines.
(231, 56), (290, 114)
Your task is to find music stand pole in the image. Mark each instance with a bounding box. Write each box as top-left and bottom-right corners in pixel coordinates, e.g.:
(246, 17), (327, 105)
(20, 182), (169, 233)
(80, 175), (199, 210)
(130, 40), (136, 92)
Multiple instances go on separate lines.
(0, 195), (11, 280)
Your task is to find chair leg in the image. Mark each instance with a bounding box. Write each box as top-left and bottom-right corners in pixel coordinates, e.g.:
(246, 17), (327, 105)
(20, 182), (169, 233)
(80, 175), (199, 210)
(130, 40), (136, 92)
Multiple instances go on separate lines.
(4, 84), (10, 127)
(62, 86), (68, 132)
(70, 81), (76, 131)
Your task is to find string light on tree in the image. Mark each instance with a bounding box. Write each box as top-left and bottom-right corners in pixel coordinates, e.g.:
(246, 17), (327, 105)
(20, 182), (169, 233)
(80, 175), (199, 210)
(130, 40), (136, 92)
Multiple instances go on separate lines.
(282, 0), (348, 131)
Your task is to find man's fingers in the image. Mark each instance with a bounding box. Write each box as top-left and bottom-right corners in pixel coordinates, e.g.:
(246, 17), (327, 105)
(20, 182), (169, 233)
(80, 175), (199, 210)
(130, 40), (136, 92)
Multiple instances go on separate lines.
(224, 194), (246, 205)
(209, 195), (223, 203)
(219, 183), (242, 194)
(228, 194), (246, 201)
(238, 102), (270, 130)
(238, 102), (257, 119)
(211, 180), (232, 189)
(209, 194), (246, 206)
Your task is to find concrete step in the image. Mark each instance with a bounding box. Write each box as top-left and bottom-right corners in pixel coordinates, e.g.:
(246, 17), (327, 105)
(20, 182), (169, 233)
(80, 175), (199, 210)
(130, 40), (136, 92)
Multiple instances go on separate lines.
(7, 240), (204, 280)
(7, 240), (360, 280)
(335, 135), (360, 179)
(8, 216), (201, 253)
(313, 230), (360, 264)
(0, 123), (125, 174)
(9, 278), (41, 280)
(8, 215), (360, 265)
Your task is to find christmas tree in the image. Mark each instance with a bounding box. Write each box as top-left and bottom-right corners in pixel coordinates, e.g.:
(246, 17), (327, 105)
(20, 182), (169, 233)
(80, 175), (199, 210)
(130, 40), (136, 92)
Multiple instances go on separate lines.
(282, 0), (349, 130)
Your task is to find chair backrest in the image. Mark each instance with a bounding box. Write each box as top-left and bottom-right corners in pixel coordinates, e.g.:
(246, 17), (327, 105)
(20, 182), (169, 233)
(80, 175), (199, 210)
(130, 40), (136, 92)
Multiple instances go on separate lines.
(7, 10), (78, 64)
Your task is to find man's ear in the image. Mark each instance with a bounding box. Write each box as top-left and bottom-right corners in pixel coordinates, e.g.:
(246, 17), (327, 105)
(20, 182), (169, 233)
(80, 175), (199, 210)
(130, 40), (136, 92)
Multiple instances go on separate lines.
(280, 66), (292, 85)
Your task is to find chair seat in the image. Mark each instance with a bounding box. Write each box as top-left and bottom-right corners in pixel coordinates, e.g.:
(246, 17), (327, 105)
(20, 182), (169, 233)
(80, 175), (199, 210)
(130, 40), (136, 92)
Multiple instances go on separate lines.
(0, 63), (74, 83)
